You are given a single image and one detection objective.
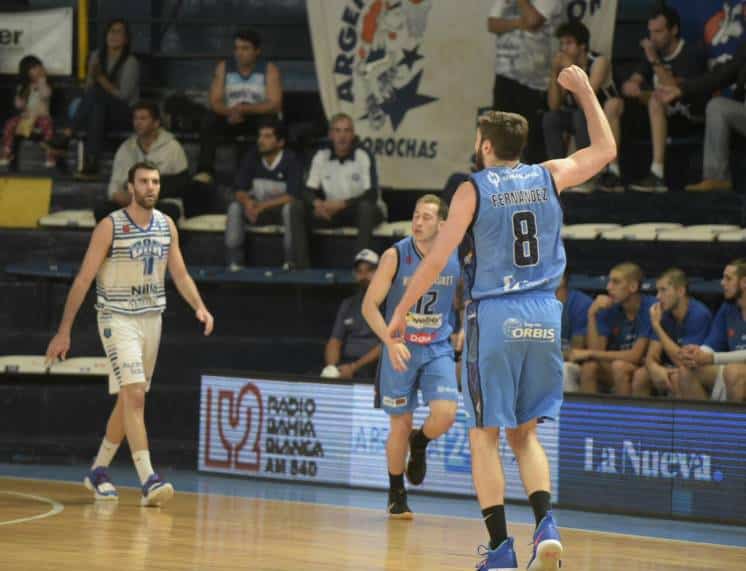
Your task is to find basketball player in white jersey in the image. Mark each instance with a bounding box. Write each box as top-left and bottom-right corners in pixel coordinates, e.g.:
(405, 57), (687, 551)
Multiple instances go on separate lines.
(45, 161), (214, 507)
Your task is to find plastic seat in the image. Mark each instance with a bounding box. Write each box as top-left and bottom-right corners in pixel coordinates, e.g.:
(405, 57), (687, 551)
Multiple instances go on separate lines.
(600, 222), (682, 241)
(38, 209), (96, 229)
(717, 229), (746, 242)
(656, 227), (718, 242)
(179, 214), (227, 232)
(561, 223), (621, 240)
(374, 221), (411, 237)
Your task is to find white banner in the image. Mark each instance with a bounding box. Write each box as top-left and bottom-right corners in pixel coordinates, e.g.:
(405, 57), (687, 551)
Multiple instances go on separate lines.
(198, 374), (559, 500)
(307, 0), (496, 190)
(0, 8), (73, 75)
(566, 0), (619, 57)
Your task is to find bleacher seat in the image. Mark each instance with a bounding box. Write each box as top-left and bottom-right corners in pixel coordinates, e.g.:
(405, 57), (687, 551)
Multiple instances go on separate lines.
(717, 229), (746, 242)
(374, 221), (412, 237)
(38, 209), (95, 229)
(179, 214), (227, 232)
(600, 222), (683, 241)
(246, 225), (283, 235)
(561, 223), (621, 240)
(656, 225), (736, 242)
(0, 355), (108, 376)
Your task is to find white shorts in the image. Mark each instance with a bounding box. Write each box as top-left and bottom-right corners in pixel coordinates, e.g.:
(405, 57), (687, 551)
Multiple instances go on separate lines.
(711, 365), (727, 402)
(97, 310), (163, 395)
(563, 361), (581, 392)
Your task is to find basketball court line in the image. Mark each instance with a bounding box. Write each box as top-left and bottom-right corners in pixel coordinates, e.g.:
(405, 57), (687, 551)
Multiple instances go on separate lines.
(2, 474), (744, 551)
(0, 490), (64, 526)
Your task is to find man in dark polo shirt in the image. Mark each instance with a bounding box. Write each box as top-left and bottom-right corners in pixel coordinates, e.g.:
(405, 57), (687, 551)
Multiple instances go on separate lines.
(323, 249), (381, 380)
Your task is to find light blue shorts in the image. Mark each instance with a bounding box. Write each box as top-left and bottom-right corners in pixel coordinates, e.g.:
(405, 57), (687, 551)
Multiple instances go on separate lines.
(375, 339), (458, 415)
(463, 294), (563, 428)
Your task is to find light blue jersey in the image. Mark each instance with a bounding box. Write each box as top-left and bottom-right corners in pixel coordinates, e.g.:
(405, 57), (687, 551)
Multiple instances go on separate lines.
(224, 58), (267, 107)
(463, 164), (566, 300)
(376, 237), (461, 414)
(385, 237), (461, 345)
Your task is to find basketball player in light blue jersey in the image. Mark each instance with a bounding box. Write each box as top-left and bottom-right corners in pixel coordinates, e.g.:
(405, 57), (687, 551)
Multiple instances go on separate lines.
(46, 161), (214, 508)
(388, 66), (616, 570)
(362, 194), (461, 518)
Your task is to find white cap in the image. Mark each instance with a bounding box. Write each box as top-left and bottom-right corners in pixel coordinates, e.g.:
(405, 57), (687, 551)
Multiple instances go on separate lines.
(354, 249), (380, 267)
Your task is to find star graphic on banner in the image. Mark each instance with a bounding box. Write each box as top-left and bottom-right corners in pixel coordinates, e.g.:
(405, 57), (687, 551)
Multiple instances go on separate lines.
(360, 70), (436, 131)
(398, 44), (424, 71)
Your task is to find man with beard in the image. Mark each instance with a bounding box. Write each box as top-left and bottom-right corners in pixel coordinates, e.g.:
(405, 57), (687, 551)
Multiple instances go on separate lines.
(385, 66), (615, 570)
(570, 262), (656, 395)
(630, 268), (711, 397)
(323, 249), (382, 380)
(224, 120), (303, 270)
(362, 194), (459, 519)
(45, 161), (214, 507)
(677, 259), (746, 403)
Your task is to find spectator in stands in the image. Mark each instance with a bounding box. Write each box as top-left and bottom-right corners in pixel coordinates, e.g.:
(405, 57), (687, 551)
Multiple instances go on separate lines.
(657, 41), (746, 192)
(543, 21), (615, 189)
(322, 249), (382, 380)
(569, 263), (655, 395)
(225, 119), (303, 270)
(288, 113), (385, 269)
(194, 29), (282, 184)
(600, 4), (707, 192)
(74, 19), (140, 177)
(631, 268), (711, 397)
(677, 259), (746, 402)
(1, 55), (56, 169)
(487, 0), (564, 164)
(95, 101), (189, 222)
(556, 270), (592, 392)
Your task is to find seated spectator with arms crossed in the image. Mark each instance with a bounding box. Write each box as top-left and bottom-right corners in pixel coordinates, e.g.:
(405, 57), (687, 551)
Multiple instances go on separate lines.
(677, 259), (746, 402)
(570, 263), (656, 394)
(556, 270), (592, 391)
(322, 250), (382, 380)
(289, 113), (386, 269)
(631, 268), (711, 397)
(224, 120), (303, 270)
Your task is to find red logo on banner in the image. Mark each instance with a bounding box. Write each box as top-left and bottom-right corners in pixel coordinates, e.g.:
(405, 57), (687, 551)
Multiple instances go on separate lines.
(204, 382), (263, 472)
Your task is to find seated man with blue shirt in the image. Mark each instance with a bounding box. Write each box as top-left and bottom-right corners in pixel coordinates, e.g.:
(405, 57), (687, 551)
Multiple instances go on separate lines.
(224, 120), (302, 269)
(632, 268), (711, 397)
(556, 271), (592, 391)
(678, 259), (746, 402)
(288, 113), (386, 269)
(570, 263), (656, 395)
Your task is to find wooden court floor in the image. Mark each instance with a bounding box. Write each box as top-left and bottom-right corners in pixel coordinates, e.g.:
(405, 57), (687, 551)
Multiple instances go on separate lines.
(1, 477), (744, 570)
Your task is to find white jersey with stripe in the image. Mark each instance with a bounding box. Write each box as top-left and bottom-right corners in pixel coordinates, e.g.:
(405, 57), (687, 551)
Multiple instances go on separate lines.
(96, 209), (171, 315)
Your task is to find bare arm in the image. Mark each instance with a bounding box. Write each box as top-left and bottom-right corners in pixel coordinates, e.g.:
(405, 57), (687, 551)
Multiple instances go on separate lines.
(645, 340), (664, 368)
(588, 338), (650, 365)
(346, 345), (382, 374)
(166, 217), (214, 335)
(45, 219), (113, 362)
(239, 63), (283, 115)
(208, 61), (230, 116)
(389, 182), (475, 339)
(543, 65), (616, 192)
(588, 55), (611, 94)
(325, 338), (342, 366)
(586, 304), (608, 351)
(362, 248), (398, 343)
(651, 321), (684, 366)
(257, 193), (292, 213)
(488, 0), (545, 33)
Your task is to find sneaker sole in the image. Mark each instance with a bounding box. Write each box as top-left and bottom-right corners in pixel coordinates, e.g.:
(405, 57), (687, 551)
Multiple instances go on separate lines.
(528, 539), (563, 570)
(388, 511), (414, 520)
(141, 483), (174, 507)
(83, 476), (119, 501)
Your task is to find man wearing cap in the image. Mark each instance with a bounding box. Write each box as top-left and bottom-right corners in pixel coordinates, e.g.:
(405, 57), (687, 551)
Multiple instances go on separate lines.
(323, 249), (382, 379)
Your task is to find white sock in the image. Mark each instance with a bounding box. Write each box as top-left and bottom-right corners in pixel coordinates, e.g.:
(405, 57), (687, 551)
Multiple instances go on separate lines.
(650, 162), (664, 178)
(132, 450), (155, 485)
(608, 161), (620, 176)
(92, 438), (120, 469)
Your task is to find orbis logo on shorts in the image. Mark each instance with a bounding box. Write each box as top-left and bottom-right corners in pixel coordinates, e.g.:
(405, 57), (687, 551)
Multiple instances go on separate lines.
(503, 318), (556, 342)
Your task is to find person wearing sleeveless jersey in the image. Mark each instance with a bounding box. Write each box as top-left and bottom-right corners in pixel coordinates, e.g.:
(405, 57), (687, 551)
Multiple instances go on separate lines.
(45, 161), (214, 508)
(194, 28), (282, 182)
(387, 66), (616, 570)
(362, 195), (461, 519)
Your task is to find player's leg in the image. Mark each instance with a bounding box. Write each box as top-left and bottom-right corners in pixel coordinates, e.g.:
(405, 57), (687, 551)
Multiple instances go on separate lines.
(378, 344), (418, 518)
(407, 347), (458, 485)
(723, 363), (746, 402)
(631, 365), (653, 396)
(611, 359), (637, 395)
(578, 359), (600, 393)
(648, 96), (667, 180)
(514, 295), (564, 570)
(677, 364), (718, 400)
(465, 300), (518, 570)
(135, 313), (173, 507)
